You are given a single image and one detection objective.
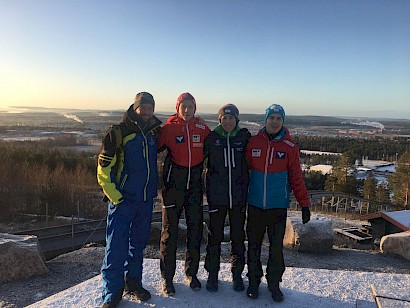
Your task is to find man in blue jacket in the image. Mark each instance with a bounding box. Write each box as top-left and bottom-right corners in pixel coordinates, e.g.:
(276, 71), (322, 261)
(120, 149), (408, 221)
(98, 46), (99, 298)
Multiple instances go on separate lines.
(97, 92), (162, 308)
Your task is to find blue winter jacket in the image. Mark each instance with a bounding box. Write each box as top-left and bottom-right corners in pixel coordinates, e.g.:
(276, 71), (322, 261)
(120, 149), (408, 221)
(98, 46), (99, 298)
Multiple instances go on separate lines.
(97, 105), (162, 204)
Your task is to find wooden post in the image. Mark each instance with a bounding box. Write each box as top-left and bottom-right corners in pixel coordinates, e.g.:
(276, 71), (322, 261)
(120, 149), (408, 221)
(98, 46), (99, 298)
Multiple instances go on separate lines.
(370, 284), (382, 308)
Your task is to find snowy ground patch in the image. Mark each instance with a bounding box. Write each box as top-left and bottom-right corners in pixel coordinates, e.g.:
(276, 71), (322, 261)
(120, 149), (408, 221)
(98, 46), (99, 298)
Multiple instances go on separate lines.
(27, 259), (410, 307)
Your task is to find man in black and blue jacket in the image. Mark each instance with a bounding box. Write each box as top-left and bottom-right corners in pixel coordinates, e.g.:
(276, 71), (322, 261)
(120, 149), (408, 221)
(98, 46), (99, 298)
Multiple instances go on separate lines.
(97, 92), (162, 308)
(203, 104), (251, 293)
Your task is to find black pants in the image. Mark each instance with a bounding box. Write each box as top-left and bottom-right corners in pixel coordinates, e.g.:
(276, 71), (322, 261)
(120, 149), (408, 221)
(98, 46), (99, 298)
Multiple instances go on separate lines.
(246, 206), (287, 285)
(204, 205), (246, 275)
(160, 186), (203, 279)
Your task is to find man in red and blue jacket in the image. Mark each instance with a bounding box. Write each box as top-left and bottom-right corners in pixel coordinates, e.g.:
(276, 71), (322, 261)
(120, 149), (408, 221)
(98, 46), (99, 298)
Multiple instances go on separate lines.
(245, 104), (311, 303)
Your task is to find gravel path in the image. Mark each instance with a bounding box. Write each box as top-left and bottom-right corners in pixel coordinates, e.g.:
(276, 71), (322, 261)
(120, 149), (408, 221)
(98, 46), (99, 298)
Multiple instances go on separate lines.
(0, 214), (409, 308)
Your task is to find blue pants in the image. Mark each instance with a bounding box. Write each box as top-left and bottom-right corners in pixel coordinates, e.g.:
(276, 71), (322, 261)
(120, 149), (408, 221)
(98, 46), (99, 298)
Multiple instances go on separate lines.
(101, 198), (153, 304)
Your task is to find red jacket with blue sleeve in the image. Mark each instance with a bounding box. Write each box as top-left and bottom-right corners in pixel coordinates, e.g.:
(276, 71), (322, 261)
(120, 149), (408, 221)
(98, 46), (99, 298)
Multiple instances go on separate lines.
(246, 127), (310, 209)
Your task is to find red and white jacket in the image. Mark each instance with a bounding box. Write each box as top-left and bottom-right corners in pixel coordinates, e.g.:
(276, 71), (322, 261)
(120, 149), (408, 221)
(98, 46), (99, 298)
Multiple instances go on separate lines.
(159, 115), (210, 189)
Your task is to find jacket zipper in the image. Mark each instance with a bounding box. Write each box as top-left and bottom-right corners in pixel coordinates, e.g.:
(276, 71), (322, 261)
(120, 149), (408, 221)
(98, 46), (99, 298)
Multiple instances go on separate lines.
(227, 134), (233, 209)
(186, 123), (191, 190)
(134, 121), (160, 202)
(263, 141), (272, 209)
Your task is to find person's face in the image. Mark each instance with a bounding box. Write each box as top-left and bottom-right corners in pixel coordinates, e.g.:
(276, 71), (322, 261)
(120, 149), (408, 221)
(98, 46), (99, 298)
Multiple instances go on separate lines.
(265, 114), (283, 135)
(135, 104), (154, 123)
(220, 114), (237, 133)
(178, 100), (195, 121)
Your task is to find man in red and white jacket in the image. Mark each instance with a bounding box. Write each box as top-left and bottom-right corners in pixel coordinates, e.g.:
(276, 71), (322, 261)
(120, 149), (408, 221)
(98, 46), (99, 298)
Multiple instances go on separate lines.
(245, 104), (311, 303)
(158, 92), (210, 296)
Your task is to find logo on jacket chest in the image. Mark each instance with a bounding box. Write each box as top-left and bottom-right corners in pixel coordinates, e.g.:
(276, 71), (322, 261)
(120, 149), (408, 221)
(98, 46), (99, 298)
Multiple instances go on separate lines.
(192, 135), (201, 143)
(234, 141), (244, 152)
(176, 136), (185, 143)
(252, 149), (261, 157)
(149, 137), (156, 146)
(276, 151), (286, 159)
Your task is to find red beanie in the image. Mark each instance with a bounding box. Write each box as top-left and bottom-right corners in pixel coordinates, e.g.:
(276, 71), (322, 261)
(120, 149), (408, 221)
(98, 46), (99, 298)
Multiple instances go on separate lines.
(176, 92), (196, 113)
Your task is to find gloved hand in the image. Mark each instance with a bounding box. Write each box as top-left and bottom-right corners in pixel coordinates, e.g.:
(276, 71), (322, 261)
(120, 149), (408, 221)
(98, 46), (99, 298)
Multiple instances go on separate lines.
(302, 207), (310, 224)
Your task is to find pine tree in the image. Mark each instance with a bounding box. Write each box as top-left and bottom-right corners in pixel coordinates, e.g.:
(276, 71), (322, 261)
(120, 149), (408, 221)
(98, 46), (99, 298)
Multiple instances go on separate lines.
(389, 149), (410, 210)
(375, 182), (390, 204)
(363, 174), (377, 200)
(324, 152), (359, 195)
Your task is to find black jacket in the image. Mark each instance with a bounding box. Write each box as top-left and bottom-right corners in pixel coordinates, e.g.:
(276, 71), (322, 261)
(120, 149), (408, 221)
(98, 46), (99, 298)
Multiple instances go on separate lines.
(204, 126), (251, 208)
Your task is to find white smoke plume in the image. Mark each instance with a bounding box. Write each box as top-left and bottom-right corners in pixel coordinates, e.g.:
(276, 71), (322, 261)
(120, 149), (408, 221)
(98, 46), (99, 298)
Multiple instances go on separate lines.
(350, 120), (384, 130)
(61, 113), (83, 123)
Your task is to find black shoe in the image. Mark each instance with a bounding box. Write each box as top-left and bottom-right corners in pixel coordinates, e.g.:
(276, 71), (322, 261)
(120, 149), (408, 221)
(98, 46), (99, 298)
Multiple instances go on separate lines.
(162, 278), (175, 296)
(129, 286), (151, 301)
(246, 278), (260, 299)
(206, 272), (218, 292)
(270, 284), (284, 302)
(185, 275), (201, 290)
(124, 277), (151, 301)
(232, 273), (244, 292)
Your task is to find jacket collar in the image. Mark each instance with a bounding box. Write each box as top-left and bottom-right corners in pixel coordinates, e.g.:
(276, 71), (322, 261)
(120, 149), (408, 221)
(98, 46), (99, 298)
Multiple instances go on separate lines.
(214, 123), (241, 137)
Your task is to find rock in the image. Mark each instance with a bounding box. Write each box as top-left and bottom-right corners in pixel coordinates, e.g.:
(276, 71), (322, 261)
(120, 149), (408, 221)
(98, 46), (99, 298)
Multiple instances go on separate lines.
(0, 233), (49, 285)
(380, 231), (410, 260)
(284, 215), (333, 252)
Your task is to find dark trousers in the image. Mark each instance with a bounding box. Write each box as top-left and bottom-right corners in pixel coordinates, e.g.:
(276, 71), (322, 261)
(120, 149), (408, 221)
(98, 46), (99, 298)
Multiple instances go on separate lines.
(246, 205), (287, 285)
(160, 187), (203, 279)
(205, 205), (246, 275)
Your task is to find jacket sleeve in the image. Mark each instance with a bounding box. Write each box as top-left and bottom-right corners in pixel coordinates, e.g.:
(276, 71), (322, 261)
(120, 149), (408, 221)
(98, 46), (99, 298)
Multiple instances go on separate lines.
(96, 128), (123, 205)
(245, 137), (254, 168)
(158, 123), (167, 153)
(287, 145), (310, 207)
(243, 129), (252, 170)
(203, 133), (211, 158)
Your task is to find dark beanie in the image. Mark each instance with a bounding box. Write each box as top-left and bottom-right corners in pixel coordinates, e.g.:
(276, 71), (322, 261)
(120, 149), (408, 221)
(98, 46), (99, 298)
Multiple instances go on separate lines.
(218, 104), (239, 122)
(134, 92), (155, 111)
(176, 92), (196, 113)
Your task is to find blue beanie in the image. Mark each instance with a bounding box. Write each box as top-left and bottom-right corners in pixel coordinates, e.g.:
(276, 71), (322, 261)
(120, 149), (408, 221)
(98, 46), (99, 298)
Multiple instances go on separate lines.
(265, 104), (285, 123)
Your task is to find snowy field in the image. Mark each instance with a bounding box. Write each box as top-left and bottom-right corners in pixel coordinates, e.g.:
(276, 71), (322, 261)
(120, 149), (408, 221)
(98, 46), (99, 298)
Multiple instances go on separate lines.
(27, 259), (410, 308)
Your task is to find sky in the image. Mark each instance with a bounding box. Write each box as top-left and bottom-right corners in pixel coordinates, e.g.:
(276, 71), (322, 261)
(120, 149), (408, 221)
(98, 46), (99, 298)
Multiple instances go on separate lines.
(26, 258), (410, 307)
(1, 0), (410, 119)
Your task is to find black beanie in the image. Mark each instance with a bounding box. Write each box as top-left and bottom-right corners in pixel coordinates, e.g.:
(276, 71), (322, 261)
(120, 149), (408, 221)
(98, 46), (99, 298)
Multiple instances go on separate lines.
(218, 104), (239, 122)
(134, 92), (155, 110)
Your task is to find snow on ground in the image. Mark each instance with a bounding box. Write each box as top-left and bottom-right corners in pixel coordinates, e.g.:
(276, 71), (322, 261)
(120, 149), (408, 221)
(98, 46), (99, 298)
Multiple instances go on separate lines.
(27, 259), (410, 308)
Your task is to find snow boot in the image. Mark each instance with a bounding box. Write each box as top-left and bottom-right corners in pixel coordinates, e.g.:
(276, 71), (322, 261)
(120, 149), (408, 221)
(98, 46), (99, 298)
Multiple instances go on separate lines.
(161, 278), (175, 296)
(124, 277), (151, 301)
(269, 282), (284, 302)
(206, 272), (218, 292)
(232, 273), (244, 292)
(185, 275), (201, 290)
(246, 278), (260, 299)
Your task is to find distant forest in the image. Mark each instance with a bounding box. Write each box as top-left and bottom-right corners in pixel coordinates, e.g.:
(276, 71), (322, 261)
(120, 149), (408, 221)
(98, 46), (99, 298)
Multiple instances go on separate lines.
(295, 135), (408, 162)
(0, 134), (408, 222)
